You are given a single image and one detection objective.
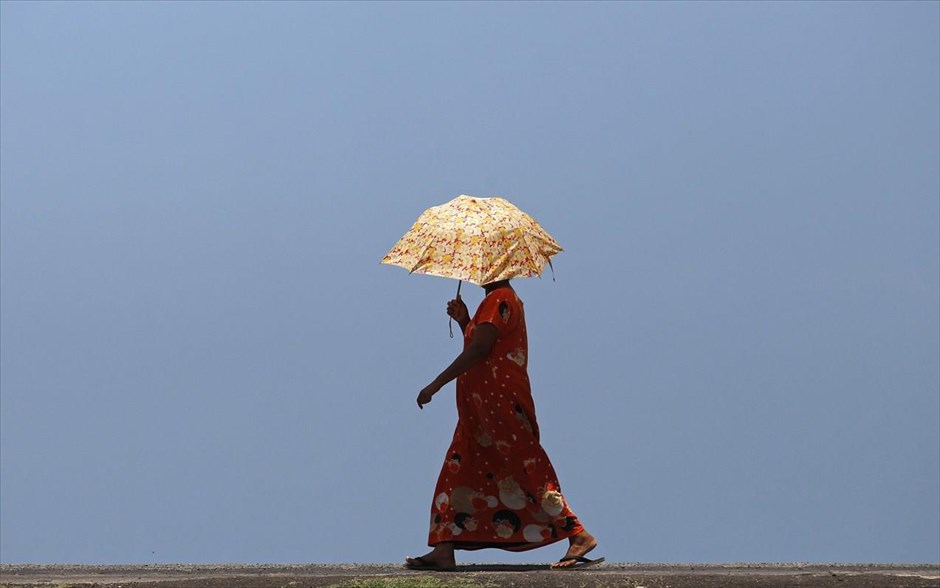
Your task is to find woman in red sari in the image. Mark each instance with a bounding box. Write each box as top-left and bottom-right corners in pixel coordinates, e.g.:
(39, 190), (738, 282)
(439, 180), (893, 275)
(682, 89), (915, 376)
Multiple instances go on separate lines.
(406, 280), (602, 571)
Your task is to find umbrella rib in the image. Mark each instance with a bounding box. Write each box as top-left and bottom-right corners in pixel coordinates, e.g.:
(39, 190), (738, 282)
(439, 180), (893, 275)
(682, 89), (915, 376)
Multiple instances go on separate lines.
(517, 222), (559, 278)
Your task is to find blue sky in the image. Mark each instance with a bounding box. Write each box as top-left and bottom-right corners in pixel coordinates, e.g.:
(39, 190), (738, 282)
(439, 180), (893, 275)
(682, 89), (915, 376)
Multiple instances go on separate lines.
(1, 1), (937, 565)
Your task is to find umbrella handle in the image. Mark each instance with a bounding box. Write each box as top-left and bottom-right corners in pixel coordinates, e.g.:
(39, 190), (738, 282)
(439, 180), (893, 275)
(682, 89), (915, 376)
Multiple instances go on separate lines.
(448, 280), (462, 338)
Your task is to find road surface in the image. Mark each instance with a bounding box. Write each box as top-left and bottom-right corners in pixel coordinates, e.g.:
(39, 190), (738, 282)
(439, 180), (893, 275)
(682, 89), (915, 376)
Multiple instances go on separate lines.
(2, 563), (938, 587)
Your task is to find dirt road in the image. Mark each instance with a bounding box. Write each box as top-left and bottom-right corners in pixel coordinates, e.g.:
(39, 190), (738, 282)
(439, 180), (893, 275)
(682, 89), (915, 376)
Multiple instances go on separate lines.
(2, 563), (938, 587)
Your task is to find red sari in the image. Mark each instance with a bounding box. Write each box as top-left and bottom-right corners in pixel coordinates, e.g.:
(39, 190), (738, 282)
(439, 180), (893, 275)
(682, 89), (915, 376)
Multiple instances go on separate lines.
(428, 286), (584, 551)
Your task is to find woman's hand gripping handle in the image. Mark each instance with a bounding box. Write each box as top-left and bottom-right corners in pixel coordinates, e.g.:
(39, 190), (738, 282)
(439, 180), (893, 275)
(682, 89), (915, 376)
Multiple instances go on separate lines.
(447, 295), (470, 334)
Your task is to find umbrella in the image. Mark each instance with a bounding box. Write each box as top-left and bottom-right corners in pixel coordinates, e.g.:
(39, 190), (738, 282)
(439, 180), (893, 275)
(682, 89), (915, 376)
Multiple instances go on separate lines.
(381, 195), (563, 334)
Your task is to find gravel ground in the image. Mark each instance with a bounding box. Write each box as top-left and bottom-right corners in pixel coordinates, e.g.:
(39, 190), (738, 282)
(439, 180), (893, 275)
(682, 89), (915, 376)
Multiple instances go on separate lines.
(2, 563), (938, 588)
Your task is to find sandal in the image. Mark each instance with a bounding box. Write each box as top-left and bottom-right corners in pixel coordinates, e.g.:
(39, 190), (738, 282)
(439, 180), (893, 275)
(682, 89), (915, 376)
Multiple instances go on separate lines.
(550, 555), (606, 570)
(404, 556), (456, 572)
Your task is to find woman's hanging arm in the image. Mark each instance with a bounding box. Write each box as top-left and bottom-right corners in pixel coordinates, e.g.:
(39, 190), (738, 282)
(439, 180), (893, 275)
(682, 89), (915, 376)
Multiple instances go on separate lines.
(416, 323), (498, 409)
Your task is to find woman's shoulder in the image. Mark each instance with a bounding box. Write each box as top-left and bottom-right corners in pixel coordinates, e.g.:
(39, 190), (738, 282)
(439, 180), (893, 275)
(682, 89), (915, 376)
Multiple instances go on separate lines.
(476, 287), (523, 330)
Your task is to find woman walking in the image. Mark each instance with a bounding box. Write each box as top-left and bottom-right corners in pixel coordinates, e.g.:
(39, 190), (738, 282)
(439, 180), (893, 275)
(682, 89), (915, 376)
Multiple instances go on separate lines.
(406, 279), (602, 571)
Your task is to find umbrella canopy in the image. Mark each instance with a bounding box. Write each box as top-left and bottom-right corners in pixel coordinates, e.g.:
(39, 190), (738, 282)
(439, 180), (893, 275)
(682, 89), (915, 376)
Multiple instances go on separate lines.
(381, 195), (563, 286)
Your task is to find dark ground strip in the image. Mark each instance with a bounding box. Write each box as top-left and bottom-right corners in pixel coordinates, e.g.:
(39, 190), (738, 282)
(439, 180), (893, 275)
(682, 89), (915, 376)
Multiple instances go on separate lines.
(2, 564), (938, 588)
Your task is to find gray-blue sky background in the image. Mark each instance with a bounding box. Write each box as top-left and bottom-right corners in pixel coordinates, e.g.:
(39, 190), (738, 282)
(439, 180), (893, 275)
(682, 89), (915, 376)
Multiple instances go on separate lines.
(1, 1), (938, 565)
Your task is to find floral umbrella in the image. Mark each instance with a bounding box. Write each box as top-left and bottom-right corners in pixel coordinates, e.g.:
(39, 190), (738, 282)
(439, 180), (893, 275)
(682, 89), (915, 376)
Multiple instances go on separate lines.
(381, 195), (563, 287)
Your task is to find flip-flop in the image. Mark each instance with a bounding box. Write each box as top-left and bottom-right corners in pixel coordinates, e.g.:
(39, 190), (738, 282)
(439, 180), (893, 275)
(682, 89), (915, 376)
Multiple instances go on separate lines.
(550, 555), (606, 570)
(404, 556), (456, 572)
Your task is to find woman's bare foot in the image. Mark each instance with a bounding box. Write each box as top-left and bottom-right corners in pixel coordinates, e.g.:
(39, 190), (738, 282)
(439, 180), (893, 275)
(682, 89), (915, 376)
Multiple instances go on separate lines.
(550, 530), (599, 569)
(404, 542), (456, 571)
